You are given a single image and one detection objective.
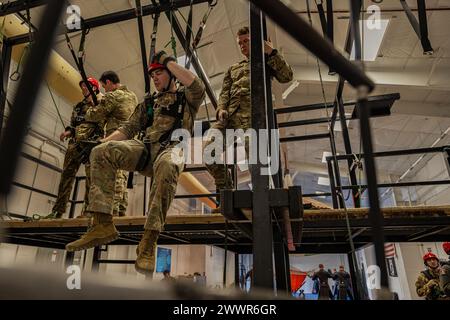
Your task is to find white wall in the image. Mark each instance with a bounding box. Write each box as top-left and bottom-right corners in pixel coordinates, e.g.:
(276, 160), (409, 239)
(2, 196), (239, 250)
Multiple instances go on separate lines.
(407, 153), (450, 205)
(205, 245), (235, 288)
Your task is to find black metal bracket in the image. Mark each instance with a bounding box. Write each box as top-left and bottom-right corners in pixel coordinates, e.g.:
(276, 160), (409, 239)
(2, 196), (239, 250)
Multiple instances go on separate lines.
(220, 187), (304, 245)
(400, 0), (434, 55)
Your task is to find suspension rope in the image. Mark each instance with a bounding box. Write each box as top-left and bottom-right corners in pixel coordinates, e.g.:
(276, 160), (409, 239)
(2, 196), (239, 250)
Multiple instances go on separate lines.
(45, 80), (66, 129)
(10, 8), (33, 81)
(149, 11), (160, 63)
(306, 0), (356, 255)
(63, 27), (97, 105)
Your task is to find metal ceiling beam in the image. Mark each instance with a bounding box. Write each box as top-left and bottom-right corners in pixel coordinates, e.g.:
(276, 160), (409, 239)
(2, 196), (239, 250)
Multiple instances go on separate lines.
(8, 0), (211, 46)
(0, 0), (47, 17)
(400, 0), (434, 54)
(249, 0), (374, 91)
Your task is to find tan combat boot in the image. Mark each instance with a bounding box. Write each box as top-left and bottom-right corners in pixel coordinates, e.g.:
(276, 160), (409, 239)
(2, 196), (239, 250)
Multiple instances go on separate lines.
(65, 212), (119, 252)
(135, 230), (159, 276)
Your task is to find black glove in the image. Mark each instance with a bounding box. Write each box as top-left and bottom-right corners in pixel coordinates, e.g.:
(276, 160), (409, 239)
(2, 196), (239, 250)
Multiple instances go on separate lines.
(154, 50), (176, 67)
(78, 140), (101, 164)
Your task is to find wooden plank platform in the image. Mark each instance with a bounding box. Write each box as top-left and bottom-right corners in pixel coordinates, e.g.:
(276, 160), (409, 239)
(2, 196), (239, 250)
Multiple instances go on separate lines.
(1, 206), (450, 253)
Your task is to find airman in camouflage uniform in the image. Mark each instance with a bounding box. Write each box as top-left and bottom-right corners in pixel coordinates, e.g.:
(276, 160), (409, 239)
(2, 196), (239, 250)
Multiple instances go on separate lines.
(204, 26), (293, 194)
(85, 71), (138, 216)
(46, 78), (103, 219)
(415, 252), (444, 300)
(66, 51), (205, 277)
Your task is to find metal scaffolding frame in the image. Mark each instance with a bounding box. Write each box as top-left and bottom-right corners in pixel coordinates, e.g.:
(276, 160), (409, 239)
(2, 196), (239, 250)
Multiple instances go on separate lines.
(0, 0), (446, 298)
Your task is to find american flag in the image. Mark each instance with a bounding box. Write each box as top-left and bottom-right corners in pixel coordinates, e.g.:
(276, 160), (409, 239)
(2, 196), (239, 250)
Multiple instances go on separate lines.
(385, 243), (396, 258)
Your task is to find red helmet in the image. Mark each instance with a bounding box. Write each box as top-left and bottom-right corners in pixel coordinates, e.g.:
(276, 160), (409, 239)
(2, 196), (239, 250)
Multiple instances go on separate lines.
(423, 252), (438, 262)
(79, 77), (99, 91)
(148, 62), (166, 75)
(443, 242), (450, 255)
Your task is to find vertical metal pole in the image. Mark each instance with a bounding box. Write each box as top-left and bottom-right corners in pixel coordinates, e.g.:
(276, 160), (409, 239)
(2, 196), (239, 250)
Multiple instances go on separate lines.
(327, 158), (339, 209)
(233, 143), (238, 189)
(92, 246), (101, 272)
(350, 0), (389, 290)
(0, 39), (12, 135)
(235, 253), (240, 288)
(250, 3), (274, 290)
(0, 0), (67, 194)
(416, 0), (434, 54)
(347, 252), (360, 300)
(223, 221), (228, 287)
(65, 251), (75, 268)
(273, 228), (290, 294)
(273, 114), (283, 188)
(262, 15), (282, 189)
(135, 0), (150, 94)
(284, 238), (291, 293)
(329, 131), (345, 208)
(337, 97), (360, 207)
(69, 177), (81, 219)
(143, 177), (147, 216)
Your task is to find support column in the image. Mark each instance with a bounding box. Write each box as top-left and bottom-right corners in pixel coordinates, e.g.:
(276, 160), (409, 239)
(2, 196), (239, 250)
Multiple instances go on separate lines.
(250, 3), (274, 290)
(347, 252), (360, 300)
(350, 0), (389, 291)
(0, 39), (12, 136)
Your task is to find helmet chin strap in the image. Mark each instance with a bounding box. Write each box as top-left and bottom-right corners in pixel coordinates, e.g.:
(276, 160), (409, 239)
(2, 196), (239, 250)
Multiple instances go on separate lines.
(161, 74), (175, 93)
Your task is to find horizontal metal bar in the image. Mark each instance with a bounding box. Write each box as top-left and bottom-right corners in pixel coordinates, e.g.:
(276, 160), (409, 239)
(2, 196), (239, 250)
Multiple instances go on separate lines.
(340, 180), (450, 190)
(278, 117), (331, 128)
(96, 260), (135, 264)
(8, 0), (211, 46)
(184, 166), (208, 172)
(70, 200), (84, 204)
(0, 212), (32, 221)
(276, 93), (400, 116)
(174, 193), (218, 199)
(280, 133), (330, 143)
(12, 182), (57, 198)
(275, 101), (338, 114)
(303, 192), (332, 197)
(21, 152), (62, 173)
(327, 146), (449, 161)
(0, 0), (47, 17)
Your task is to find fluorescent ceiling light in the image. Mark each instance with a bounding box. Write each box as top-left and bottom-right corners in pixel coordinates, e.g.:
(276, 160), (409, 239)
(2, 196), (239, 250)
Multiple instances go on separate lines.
(318, 177), (330, 186)
(315, 191), (327, 199)
(350, 19), (389, 61)
(322, 151), (332, 163)
(282, 80), (299, 100)
(334, 113), (352, 131)
(177, 55), (197, 75)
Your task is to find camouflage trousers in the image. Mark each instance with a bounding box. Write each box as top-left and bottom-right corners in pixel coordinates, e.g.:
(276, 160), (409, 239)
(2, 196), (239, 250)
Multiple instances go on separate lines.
(204, 114), (250, 190)
(52, 142), (91, 215)
(112, 170), (128, 216)
(87, 139), (183, 231)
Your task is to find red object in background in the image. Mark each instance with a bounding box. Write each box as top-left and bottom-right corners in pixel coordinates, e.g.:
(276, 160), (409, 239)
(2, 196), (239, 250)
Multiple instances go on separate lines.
(290, 268), (308, 293)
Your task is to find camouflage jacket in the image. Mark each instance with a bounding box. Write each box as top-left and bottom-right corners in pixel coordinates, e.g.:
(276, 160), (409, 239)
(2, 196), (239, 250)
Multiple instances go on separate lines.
(118, 77), (205, 146)
(67, 95), (104, 143)
(415, 268), (444, 300)
(217, 50), (293, 119)
(85, 85), (138, 136)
